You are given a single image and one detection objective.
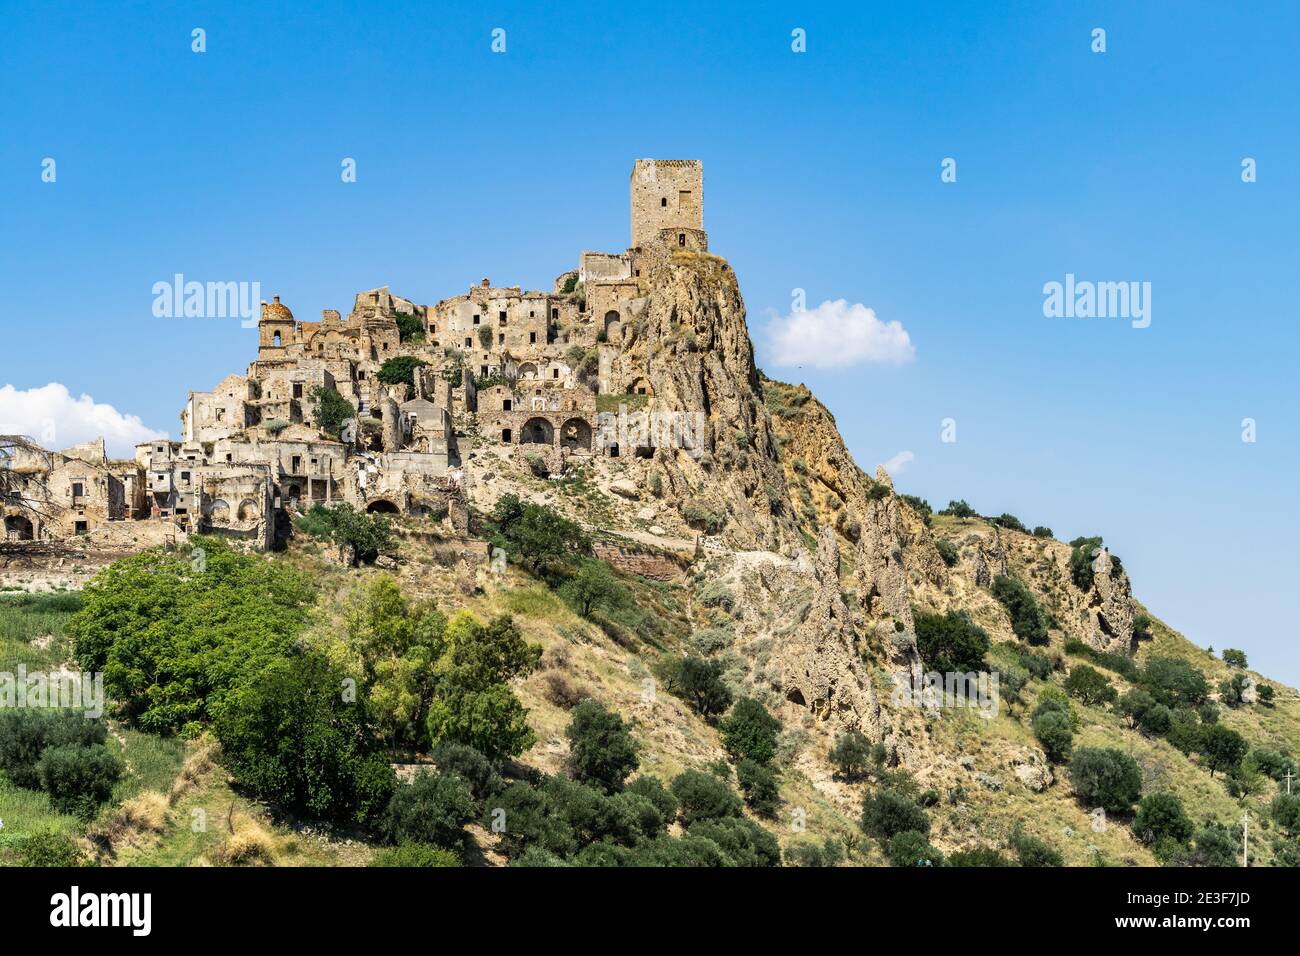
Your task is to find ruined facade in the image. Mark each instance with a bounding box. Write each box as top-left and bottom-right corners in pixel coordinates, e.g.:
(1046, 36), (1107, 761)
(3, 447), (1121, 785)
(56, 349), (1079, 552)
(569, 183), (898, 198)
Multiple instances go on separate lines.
(4, 160), (708, 549)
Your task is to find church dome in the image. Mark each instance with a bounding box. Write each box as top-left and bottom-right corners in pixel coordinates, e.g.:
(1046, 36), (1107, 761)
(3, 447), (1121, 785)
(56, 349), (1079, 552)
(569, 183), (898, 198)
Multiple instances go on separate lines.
(262, 295), (294, 321)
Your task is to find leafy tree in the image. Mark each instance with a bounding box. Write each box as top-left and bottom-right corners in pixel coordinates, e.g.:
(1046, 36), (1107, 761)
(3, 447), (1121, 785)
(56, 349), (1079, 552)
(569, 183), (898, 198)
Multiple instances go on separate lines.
(559, 559), (628, 619)
(887, 831), (944, 867)
(1271, 794), (1300, 837)
(565, 700), (638, 794)
(671, 769), (743, 826)
(1132, 792), (1194, 847)
(489, 494), (590, 573)
(377, 356), (427, 387)
(382, 770), (475, 850)
(626, 775), (677, 832)
(426, 613), (542, 760)
(311, 503), (395, 566)
(1202, 725), (1248, 778)
(1068, 747), (1143, 813)
(36, 743), (122, 819)
(1219, 673), (1250, 709)
(719, 698), (781, 765)
(1221, 648), (1248, 669)
(990, 575), (1049, 645)
(1245, 747), (1298, 785)
(784, 838), (846, 867)
(939, 499), (977, 518)
(431, 740), (502, 805)
(394, 311), (424, 342)
(1118, 688), (1155, 729)
(1141, 656), (1209, 708)
(735, 759), (780, 817)
(308, 385), (354, 438)
(914, 610), (990, 673)
(675, 656), (733, 720)
(1063, 665), (1118, 707)
(1032, 526), (1054, 539)
(1257, 684), (1276, 706)
(70, 540), (315, 732)
(829, 730), (873, 780)
(1032, 708), (1074, 763)
(1138, 703), (1174, 738)
(861, 790), (929, 842)
(1164, 707), (1207, 755)
(686, 817), (781, 866)
(992, 513), (1026, 533)
(330, 576), (448, 749)
(212, 651), (396, 824)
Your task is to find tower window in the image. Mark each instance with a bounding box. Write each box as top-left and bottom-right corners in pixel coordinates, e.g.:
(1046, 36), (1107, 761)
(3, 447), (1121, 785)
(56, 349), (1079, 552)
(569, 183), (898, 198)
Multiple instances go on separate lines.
(660, 197), (667, 207)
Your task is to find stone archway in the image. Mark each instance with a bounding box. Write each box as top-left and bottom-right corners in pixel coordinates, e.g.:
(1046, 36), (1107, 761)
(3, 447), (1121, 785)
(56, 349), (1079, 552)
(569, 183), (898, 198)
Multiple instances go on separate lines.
(603, 310), (621, 342)
(560, 417), (592, 452)
(366, 499), (400, 514)
(520, 417), (554, 445)
(207, 499), (230, 523)
(237, 499), (259, 521)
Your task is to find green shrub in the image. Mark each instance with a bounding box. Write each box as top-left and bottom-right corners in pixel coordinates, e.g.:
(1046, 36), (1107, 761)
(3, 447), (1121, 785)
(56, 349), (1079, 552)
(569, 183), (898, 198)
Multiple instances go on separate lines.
(861, 790), (929, 842)
(828, 730), (873, 780)
(394, 311), (425, 342)
(431, 740), (503, 805)
(1063, 665), (1118, 707)
(887, 830), (944, 867)
(382, 771), (475, 850)
(671, 769), (743, 826)
(992, 513), (1026, 533)
(308, 385), (354, 438)
(1068, 747), (1143, 813)
(213, 651), (396, 825)
(1068, 536), (1105, 590)
(489, 494), (590, 574)
(934, 539), (959, 567)
(682, 500), (727, 534)
(0, 709), (108, 790)
(36, 743), (122, 818)
(1032, 526), (1053, 538)
(939, 500), (977, 518)
(377, 356), (427, 387)
(948, 846), (1012, 867)
(1032, 708), (1074, 763)
(674, 656), (733, 720)
(1140, 656), (1209, 708)
(1132, 792), (1194, 847)
(914, 609), (989, 673)
(1270, 794), (1300, 837)
(559, 559), (629, 620)
(565, 700), (638, 794)
(1010, 825), (1063, 866)
(990, 575), (1049, 644)
(18, 829), (86, 867)
(784, 838), (844, 867)
(719, 698), (781, 765)
(1221, 648), (1247, 668)
(686, 817), (781, 866)
(735, 759), (780, 817)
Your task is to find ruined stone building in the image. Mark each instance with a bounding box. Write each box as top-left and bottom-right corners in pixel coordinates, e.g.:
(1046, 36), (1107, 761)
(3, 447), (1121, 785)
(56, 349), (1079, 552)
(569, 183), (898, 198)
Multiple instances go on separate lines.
(3, 160), (706, 549)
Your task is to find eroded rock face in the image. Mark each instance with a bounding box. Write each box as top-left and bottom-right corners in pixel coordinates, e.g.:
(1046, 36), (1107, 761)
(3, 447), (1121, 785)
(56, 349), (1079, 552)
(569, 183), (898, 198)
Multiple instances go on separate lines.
(855, 474), (921, 673)
(612, 253), (797, 551)
(768, 527), (883, 740)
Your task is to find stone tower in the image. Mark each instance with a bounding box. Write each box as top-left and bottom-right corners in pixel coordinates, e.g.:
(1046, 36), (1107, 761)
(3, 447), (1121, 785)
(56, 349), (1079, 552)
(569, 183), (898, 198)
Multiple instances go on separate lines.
(257, 295), (295, 359)
(630, 159), (702, 248)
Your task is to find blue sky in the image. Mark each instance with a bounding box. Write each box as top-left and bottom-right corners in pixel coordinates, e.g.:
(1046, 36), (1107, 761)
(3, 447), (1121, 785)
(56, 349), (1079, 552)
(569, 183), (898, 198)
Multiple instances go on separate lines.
(2, 1), (1297, 683)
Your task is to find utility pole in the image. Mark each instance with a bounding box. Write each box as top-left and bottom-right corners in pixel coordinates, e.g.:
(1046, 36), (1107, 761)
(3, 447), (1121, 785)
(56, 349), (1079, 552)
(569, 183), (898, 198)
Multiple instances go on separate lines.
(1286, 769), (1293, 796)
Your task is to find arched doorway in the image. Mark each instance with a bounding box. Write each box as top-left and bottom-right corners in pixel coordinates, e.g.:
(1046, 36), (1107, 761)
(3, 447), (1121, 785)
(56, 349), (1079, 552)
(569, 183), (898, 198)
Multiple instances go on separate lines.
(366, 499), (400, 514)
(207, 499), (230, 524)
(603, 310), (621, 341)
(520, 417), (553, 445)
(237, 499), (259, 521)
(560, 418), (592, 452)
(4, 514), (34, 541)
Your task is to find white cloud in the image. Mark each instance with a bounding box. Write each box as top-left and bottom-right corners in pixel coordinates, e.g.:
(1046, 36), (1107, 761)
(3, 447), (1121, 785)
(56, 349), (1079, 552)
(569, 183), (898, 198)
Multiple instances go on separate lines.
(0, 383), (168, 458)
(883, 450), (914, 475)
(765, 299), (916, 369)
